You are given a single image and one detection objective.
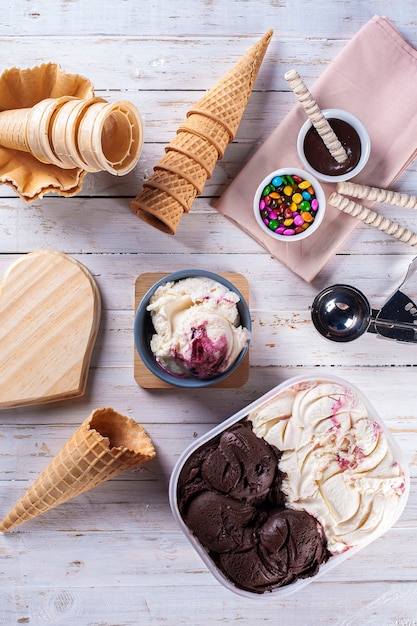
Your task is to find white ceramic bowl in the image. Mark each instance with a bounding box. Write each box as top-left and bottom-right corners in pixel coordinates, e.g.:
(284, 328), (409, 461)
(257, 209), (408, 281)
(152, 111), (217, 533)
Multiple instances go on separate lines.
(297, 108), (371, 183)
(169, 373), (409, 598)
(253, 167), (326, 242)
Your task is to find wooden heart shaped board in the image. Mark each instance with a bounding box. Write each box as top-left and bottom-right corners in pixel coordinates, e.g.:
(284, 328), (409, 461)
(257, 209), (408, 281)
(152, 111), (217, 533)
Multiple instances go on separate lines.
(0, 250), (101, 409)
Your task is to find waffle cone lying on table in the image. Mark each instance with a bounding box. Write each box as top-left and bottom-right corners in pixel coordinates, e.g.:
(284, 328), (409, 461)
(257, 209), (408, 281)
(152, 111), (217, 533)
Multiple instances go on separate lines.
(0, 408), (155, 531)
(129, 29), (273, 234)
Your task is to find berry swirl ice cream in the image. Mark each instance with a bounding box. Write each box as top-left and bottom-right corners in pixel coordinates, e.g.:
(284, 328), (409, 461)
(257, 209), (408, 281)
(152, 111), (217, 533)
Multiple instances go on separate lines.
(248, 380), (407, 553)
(147, 276), (249, 379)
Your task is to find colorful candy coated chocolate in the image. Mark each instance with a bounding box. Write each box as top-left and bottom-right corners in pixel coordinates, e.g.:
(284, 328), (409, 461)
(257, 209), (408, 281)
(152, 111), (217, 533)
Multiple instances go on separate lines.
(257, 172), (320, 237)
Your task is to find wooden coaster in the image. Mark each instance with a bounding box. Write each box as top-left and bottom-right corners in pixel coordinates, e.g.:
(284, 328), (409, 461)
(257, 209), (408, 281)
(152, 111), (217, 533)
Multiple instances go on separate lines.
(134, 272), (250, 389)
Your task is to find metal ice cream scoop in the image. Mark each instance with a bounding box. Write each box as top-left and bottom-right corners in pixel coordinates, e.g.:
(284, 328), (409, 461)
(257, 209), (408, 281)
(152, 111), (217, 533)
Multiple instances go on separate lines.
(311, 257), (417, 343)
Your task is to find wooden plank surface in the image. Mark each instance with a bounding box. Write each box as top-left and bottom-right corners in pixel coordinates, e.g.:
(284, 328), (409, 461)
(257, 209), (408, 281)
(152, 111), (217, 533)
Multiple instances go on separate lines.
(1, 2), (417, 625)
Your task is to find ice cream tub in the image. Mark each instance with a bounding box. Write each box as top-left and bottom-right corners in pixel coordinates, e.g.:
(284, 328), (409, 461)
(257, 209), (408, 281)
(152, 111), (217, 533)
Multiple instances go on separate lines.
(169, 374), (409, 597)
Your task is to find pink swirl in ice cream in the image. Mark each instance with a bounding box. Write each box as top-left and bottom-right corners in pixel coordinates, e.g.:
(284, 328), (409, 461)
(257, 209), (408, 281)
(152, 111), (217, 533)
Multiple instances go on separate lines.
(248, 381), (406, 553)
(147, 276), (249, 378)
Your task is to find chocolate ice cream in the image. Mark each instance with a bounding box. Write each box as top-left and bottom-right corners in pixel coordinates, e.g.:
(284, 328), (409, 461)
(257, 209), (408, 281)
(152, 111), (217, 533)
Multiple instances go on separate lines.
(177, 421), (330, 593)
(218, 509), (328, 591)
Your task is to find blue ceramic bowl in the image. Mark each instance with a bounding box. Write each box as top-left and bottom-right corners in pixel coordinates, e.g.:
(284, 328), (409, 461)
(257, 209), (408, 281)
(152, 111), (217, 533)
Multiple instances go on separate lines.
(134, 269), (251, 388)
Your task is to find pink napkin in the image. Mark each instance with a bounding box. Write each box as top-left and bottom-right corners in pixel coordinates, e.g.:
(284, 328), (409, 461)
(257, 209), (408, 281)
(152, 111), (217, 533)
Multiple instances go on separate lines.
(214, 16), (417, 282)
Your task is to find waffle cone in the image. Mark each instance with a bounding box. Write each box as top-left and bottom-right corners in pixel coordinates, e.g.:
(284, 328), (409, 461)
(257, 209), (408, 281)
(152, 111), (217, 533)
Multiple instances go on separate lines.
(178, 112), (230, 158)
(187, 30), (273, 139)
(144, 169), (198, 211)
(166, 131), (219, 177)
(0, 408), (155, 531)
(130, 184), (184, 235)
(155, 150), (208, 195)
(129, 30), (272, 233)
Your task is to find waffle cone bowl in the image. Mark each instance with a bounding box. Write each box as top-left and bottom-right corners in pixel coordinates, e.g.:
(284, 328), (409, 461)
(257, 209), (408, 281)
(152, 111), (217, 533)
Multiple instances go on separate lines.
(0, 408), (156, 531)
(0, 63), (144, 201)
(130, 30), (273, 234)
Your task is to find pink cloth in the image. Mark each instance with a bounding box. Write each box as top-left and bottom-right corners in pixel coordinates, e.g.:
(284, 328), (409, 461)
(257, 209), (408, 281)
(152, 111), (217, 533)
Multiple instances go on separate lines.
(214, 16), (417, 282)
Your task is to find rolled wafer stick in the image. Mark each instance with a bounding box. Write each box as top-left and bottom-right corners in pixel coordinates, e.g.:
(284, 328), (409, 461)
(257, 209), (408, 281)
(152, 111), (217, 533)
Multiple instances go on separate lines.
(285, 69), (348, 164)
(329, 192), (417, 247)
(337, 181), (417, 210)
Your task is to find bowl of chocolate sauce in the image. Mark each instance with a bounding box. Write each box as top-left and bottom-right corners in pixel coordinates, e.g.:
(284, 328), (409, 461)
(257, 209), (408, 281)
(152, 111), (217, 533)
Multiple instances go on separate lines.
(297, 109), (371, 183)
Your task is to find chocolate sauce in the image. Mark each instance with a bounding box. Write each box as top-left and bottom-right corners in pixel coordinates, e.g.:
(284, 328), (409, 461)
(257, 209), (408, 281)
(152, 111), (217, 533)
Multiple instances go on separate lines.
(303, 118), (361, 176)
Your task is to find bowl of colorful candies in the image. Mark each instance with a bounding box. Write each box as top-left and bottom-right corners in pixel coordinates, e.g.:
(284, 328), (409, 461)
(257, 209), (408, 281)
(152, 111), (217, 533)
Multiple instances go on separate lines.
(253, 168), (326, 241)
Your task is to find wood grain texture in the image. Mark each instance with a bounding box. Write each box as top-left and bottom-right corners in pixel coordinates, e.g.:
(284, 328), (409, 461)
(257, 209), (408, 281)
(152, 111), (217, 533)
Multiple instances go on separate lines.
(1, 2), (417, 625)
(0, 251), (100, 408)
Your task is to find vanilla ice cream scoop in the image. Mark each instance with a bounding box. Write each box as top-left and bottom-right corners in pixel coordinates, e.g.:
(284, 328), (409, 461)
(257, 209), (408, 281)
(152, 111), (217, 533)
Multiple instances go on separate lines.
(248, 380), (407, 553)
(147, 276), (250, 379)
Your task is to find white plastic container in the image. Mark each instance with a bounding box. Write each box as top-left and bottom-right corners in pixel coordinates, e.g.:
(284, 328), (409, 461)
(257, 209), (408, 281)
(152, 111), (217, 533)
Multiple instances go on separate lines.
(169, 373), (409, 598)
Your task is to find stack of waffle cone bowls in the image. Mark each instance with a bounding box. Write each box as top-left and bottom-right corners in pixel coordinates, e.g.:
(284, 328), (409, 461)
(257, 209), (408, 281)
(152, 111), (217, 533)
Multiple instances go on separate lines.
(130, 30), (273, 235)
(0, 96), (143, 173)
(0, 63), (93, 200)
(0, 63), (144, 201)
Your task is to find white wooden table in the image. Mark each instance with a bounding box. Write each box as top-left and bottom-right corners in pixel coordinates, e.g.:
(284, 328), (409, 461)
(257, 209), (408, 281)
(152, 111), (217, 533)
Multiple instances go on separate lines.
(1, 1), (417, 624)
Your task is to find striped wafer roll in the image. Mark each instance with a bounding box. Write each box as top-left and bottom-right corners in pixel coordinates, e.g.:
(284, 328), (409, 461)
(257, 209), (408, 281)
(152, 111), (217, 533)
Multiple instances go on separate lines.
(285, 69), (348, 164)
(337, 181), (417, 210)
(329, 192), (417, 247)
